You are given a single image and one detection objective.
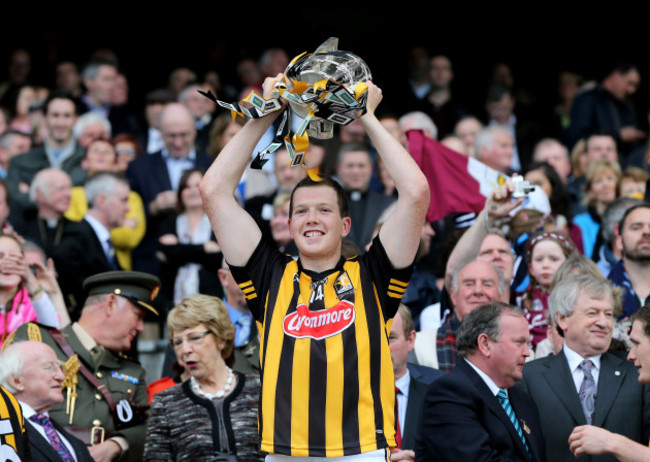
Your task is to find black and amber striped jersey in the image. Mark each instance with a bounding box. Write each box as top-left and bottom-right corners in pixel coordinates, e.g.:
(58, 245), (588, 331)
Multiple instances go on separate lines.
(230, 236), (412, 457)
(0, 384), (28, 461)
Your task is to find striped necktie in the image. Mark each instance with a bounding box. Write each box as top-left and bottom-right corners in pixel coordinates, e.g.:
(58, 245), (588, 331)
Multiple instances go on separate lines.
(497, 389), (530, 457)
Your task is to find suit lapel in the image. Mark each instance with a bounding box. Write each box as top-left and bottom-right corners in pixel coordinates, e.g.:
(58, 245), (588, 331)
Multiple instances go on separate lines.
(401, 376), (428, 449)
(540, 352), (586, 425)
(26, 420), (65, 462)
(458, 360), (532, 460)
(509, 387), (541, 462)
(152, 152), (173, 191)
(592, 353), (626, 427)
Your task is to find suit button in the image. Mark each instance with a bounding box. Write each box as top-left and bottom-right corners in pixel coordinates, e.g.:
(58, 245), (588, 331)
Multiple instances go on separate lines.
(95, 394), (102, 400)
(96, 372), (103, 378)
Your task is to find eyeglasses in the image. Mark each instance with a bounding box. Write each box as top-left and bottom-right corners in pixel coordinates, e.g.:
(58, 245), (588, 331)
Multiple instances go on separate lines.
(116, 147), (136, 156)
(169, 330), (213, 349)
(40, 361), (64, 373)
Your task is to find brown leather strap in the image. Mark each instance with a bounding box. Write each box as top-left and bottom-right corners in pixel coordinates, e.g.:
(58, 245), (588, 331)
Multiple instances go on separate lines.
(46, 327), (117, 413)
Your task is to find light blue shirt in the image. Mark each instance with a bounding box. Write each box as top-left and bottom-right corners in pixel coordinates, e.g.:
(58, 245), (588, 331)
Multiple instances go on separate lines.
(161, 148), (196, 191)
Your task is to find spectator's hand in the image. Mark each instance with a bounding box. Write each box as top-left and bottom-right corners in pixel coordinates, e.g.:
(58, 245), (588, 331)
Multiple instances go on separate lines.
(88, 440), (122, 462)
(203, 241), (220, 253)
(122, 217), (138, 229)
(150, 190), (177, 215)
(485, 180), (525, 219)
(33, 258), (61, 296)
(620, 126), (646, 143)
(569, 425), (615, 457)
(159, 234), (179, 245)
(390, 448), (415, 461)
(18, 182), (30, 194)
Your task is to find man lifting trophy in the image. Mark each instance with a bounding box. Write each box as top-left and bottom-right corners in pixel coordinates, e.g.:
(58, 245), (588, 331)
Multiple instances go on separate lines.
(200, 37), (430, 461)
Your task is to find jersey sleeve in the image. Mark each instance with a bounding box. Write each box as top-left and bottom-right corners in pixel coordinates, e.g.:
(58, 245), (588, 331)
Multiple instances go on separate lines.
(229, 237), (291, 322)
(362, 235), (414, 321)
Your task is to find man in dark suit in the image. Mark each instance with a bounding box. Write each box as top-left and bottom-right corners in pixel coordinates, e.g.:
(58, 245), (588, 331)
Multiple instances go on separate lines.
(390, 305), (444, 462)
(416, 301), (546, 462)
(0, 341), (94, 462)
(519, 273), (650, 462)
(54, 173), (131, 317)
(336, 142), (395, 249)
(568, 304), (650, 460)
(127, 103), (213, 275)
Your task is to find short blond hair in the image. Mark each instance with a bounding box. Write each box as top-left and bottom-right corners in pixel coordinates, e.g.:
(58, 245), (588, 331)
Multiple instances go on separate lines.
(167, 294), (235, 362)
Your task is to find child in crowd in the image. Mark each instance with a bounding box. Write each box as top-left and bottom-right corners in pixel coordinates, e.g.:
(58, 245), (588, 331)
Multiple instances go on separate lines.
(518, 231), (577, 349)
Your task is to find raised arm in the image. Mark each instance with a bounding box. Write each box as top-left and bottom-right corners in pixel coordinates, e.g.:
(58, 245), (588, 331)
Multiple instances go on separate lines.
(444, 182), (522, 290)
(362, 82), (430, 268)
(199, 76), (281, 267)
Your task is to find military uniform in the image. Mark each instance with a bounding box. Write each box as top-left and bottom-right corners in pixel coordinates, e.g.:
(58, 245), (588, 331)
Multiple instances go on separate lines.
(10, 322), (148, 462)
(5, 270), (161, 462)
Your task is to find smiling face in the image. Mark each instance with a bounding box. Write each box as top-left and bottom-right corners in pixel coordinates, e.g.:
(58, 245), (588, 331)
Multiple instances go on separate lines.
(628, 319), (650, 384)
(13, 342), (65, 413)
(451, 260), (501, 321)
(556, 290), (613, 358)
(180, 171), (203, 211)
(45, 98), (76, 146)
(529, 239), (567, 290)
(289, 185), (350, 271)
(0, 236), (23, 289)
(589, 169), (618, 206)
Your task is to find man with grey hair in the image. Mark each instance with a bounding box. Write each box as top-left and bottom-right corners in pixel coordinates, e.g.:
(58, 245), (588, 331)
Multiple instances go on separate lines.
(0, 341), (94, 462)
(0, 129), (31, 178)
(7, 270), (161, 462)
(454, 116), (483, 158)
(416, 301), (546, 462)
(475, 126), (516, 174)
(520, 273), (650, 461)
(414, 259), (504, 371)
(55, 173), (131, 315)
(398, 111), (438, 140)
(14, 168), (78, 257)
(127, 102), (213, 274)
(72, 112), (112, 149)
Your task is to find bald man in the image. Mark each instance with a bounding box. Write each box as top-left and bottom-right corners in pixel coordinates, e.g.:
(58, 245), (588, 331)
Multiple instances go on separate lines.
(127, 103), (213, 274)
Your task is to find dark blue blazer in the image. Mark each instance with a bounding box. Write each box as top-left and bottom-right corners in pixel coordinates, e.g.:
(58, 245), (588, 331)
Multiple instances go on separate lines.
(401, 363), (444, 450)
(519, 350), (650, 462)
(126, 150), (213, 214)
(415, 359), (546, 462)
(126, 150), (213, 275)
(26, 419), (94, 462)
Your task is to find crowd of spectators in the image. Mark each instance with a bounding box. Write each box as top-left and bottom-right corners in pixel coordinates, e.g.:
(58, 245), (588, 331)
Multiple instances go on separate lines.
(1, 43), (650, 461)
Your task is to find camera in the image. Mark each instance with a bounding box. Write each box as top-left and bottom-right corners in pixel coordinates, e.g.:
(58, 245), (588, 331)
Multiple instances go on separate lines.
(511, 176), (535, 199)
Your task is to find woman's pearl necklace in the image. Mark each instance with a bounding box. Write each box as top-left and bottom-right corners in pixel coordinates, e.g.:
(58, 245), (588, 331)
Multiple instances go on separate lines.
(191, 367), (234, 399)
